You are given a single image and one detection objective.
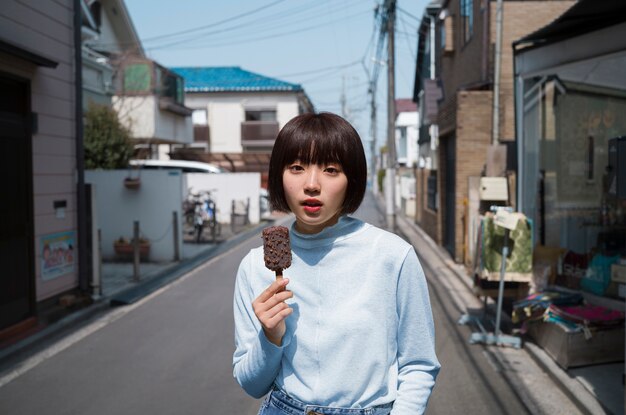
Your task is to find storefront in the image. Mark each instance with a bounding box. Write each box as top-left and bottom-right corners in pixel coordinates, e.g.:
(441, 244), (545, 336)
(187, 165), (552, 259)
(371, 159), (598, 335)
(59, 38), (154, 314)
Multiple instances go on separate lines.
(513, 0), (626, 394)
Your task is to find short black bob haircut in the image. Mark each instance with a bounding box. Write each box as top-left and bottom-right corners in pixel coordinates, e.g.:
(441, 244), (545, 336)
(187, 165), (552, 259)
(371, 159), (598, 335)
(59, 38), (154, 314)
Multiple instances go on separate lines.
(268, 112), (367, 214)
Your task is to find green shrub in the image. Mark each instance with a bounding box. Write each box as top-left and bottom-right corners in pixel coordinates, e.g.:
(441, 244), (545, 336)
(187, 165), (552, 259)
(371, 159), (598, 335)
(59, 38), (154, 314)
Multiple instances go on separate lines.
(377, 168), (386, 193)
(84, 104), (134, 169)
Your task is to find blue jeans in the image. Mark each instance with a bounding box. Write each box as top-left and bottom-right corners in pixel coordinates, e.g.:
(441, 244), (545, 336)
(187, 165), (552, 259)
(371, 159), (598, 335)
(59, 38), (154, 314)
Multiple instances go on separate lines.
(257, 386), (393, 415)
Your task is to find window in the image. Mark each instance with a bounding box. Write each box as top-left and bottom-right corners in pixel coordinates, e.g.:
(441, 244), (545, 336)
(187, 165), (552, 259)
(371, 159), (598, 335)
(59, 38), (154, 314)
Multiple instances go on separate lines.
(163, 72), (184, 105)
(245, 110), (276, 121)
(427, 171), (438, 211)
(442, 15), (454, 52)
(460, 0), (473, 44)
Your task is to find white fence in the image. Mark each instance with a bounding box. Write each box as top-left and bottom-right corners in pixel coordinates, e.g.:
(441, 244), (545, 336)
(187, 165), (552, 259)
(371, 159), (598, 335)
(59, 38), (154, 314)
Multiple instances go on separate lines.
(85, 170), (262, 262)
(184, 172), (261, 224)
(86, 170), (184, 262)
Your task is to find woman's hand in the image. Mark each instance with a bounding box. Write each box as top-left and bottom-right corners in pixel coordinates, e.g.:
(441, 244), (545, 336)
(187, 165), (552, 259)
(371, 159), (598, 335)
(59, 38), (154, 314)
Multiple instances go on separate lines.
(252, 278), (293, 346)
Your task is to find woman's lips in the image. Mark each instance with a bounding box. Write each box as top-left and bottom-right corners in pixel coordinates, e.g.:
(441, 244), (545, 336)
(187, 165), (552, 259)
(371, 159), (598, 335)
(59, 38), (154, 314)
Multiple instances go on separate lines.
(302, 198), (322, 213)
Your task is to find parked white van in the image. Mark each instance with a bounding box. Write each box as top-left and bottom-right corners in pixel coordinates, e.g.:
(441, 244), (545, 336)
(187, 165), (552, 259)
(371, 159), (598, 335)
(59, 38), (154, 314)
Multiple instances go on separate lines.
(129, 159), (225, 174)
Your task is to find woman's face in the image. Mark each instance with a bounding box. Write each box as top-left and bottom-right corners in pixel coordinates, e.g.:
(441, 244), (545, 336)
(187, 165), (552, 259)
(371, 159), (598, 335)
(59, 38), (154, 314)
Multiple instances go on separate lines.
(282, 161), (348, 234)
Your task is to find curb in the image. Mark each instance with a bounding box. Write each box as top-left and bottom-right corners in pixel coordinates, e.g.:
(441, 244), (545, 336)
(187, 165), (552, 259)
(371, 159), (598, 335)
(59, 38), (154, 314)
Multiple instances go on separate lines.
(388, 204), (603, 415)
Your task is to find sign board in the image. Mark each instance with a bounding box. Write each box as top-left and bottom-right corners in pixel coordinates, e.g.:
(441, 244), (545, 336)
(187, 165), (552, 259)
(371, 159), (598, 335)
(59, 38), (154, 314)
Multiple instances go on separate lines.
(494, 209), (520, 230)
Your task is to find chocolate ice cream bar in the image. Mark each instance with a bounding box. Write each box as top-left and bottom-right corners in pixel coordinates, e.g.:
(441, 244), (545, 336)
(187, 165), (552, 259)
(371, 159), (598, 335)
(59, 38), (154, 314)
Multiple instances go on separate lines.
(262, 226), (291, 278)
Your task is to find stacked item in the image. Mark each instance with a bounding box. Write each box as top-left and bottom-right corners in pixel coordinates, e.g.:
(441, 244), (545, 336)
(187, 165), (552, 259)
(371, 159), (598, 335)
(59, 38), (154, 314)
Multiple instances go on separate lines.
(514, 290), (625, 368)
(512, 290), (583, 333)
(543, 303), (624, 340)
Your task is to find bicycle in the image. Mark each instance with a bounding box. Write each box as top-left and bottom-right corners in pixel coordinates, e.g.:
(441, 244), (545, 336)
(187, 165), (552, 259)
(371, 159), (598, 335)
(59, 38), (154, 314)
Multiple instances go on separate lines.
(185, 189), (221, 243)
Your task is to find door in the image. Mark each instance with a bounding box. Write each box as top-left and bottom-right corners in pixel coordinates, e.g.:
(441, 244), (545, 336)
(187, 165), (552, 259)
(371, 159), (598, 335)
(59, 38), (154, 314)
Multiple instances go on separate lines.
(443, 136), (456, 258)
(0, 74), (35, 331)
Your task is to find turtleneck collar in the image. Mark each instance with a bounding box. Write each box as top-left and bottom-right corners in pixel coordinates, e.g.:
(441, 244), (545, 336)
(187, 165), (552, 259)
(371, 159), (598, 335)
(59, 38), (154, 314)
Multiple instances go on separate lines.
(290, 215), (368, 248)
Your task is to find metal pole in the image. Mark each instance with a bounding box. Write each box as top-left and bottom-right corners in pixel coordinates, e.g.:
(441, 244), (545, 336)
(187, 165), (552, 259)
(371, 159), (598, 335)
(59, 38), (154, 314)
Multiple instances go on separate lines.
(386, 0), (397, 231)
(173, 211), (180, 261)
(492, 0), (504, 145)
(133, 220), (140, 282)
(494, 228), (509, 339)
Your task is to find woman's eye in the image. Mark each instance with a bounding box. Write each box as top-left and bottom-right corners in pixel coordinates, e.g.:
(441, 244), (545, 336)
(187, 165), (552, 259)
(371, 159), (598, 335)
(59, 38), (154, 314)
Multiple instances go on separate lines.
(324, 166), (340, 174)
(289, 165), (304, 172)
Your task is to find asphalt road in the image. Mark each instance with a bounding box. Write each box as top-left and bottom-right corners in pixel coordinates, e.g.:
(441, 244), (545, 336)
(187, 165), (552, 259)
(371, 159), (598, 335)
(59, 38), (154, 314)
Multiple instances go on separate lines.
(0, 192), (530, 414)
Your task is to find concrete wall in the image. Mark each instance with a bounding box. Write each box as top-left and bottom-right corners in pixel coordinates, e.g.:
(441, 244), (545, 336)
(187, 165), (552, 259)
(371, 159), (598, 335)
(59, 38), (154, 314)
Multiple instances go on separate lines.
(184, 92), (300, 153)
(185, 173), (262, 225)
(0, 0), (78, 301)
(86, 170), (184, 262)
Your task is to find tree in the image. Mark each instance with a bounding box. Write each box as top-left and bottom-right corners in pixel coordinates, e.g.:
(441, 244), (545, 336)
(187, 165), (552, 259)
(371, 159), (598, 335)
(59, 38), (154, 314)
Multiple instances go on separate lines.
(84, 104), (134, 169)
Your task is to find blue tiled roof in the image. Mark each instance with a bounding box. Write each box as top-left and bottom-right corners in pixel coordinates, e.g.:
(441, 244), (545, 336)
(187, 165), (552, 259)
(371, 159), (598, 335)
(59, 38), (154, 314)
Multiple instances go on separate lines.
(171, 66), (303, 93)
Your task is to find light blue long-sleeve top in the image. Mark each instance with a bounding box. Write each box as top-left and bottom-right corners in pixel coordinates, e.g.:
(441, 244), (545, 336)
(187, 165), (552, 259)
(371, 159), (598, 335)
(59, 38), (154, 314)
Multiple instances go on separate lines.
(233, 216), (440, 414)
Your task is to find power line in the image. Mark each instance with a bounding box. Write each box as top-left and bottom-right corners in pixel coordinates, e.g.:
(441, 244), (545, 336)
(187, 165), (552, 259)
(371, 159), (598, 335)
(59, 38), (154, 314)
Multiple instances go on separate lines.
(145, 0), (365, 51)
(397, 6), (421, 22)
(275, 60), (361, 78)
(149, 10), (371, 51)
(141, 0), (289, 42)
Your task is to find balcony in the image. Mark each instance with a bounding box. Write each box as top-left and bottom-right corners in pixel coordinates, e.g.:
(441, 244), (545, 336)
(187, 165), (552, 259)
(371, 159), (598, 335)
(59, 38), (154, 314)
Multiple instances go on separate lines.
(241, 121), (279, 148)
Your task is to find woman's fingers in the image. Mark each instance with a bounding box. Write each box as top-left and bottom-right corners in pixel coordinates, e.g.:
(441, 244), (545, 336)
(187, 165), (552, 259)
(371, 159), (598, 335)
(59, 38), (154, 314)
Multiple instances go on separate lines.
(262, 304), (293, 329)
(256, 278), (290, 303)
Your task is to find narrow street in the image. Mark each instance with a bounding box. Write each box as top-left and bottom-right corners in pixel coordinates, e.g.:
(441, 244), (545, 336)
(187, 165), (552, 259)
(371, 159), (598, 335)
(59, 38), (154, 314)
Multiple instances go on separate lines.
(0, 192), (532, 414)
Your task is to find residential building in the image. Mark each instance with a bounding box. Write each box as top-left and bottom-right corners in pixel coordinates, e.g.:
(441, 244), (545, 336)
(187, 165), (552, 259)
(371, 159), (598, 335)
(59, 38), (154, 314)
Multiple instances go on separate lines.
(395, 99), (419, 217)
(169, 66), (314, 185)
(81, 0), (144, 109)
(0, 0), (81, 336)
(413, 0), (443, 237)
(82, 0), (193, 159)
(414, 0), (574, 262)
(395, 99), (418, 168)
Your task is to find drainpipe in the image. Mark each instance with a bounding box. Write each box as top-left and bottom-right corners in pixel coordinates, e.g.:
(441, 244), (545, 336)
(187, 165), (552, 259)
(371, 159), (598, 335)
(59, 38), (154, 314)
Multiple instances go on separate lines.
(74, 0), (88, 292)
(492, 0), (503, 145)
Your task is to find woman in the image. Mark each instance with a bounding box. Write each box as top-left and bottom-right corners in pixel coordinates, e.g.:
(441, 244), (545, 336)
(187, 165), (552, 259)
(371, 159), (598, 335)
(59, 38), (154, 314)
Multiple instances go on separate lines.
(233, 112), (440, 414)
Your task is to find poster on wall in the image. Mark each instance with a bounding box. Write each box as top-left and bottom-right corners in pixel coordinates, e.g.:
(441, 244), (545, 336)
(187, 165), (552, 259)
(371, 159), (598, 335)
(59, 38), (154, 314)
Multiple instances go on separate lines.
(41, 231), (75, 281)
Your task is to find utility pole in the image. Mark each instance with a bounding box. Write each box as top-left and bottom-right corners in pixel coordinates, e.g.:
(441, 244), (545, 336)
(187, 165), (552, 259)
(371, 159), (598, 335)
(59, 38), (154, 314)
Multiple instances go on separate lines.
(385, 0), (396, 231)
(369, 79), (377, 195)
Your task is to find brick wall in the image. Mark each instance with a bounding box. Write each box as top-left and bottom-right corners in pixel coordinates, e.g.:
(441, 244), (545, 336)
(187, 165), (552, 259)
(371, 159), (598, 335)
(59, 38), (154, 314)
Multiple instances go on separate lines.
(455, 90), (493, 262)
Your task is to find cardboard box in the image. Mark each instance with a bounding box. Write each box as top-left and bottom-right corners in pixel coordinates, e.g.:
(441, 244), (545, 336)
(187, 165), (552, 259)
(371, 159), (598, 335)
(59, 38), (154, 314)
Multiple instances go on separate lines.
(528, 321), (625, 369)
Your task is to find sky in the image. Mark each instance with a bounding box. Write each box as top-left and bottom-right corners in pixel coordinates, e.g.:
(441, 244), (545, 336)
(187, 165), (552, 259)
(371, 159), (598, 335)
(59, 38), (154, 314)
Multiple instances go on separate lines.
(125, 0), (431, 156)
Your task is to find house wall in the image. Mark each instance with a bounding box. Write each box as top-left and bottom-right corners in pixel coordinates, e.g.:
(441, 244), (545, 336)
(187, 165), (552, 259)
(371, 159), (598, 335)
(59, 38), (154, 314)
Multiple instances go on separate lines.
(184, 92), (301, 154)
(154, 107), (193, 144)
(396, 111), (419, 167)
(0, 0), (78, 301)
(113, 95), (156, 138)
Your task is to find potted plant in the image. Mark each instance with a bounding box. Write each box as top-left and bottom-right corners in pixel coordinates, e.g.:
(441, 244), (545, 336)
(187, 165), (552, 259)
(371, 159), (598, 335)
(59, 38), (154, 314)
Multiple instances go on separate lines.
(113, 237), (150, 260)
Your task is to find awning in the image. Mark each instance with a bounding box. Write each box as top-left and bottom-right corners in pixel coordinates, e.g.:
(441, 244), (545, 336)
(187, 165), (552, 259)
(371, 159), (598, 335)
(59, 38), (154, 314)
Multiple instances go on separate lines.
(0, 39), (58, 68)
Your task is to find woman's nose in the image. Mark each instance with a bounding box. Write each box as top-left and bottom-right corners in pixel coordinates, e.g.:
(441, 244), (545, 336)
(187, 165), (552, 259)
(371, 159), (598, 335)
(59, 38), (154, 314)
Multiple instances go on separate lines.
(304, 170), (320, 192)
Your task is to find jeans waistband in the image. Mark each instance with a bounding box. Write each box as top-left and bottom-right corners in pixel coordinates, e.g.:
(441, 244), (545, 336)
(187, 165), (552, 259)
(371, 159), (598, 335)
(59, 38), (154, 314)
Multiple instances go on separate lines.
(268, 385), (393, 415)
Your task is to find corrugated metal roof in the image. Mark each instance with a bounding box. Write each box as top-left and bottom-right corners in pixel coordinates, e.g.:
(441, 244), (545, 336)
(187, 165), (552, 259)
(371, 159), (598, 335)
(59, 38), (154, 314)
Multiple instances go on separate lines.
(171, 66), (303, 93)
